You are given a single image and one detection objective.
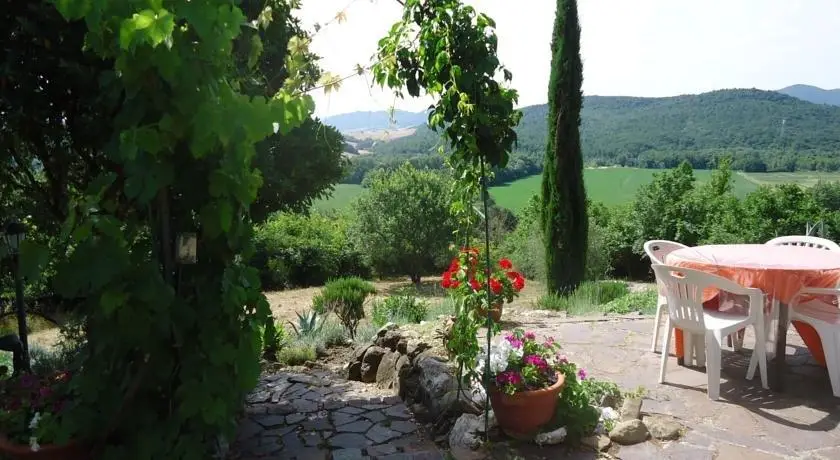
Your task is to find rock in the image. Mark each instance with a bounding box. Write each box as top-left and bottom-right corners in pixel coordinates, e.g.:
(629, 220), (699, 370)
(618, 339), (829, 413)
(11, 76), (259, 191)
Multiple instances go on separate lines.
(449, 414), (483, 451)
(411, 403), (432, 423)
(352, 344), (373, 362)
(643, 414), (683, 440)
(620, 397), (643, 421)
(609, 419), (649, 445)
(582, 434), (612, 451)
(366, 423), (401, 444)
(414, 356), (457, 418)
(336, 420), (372, 433)
(376, 351), (401, 389)
(376, 323), (399, 337)
(440, 389), (483, 416)
(346, 362), (362, 381)
(332, 448), (364, 460)
(393, 355), (411, 394)
(376, 330), (403, 351)
(329, 433), (369, 449)
(406, 339), (431, 359)
(397, 339), (409, 354)
(361, 346), (387, 383)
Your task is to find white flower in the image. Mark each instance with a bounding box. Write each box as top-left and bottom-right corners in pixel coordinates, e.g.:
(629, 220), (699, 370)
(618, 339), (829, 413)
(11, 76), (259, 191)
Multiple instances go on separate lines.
(600, 407), (619, 421)
(28, 412), (40, 430)
(29, 436), (40, 452)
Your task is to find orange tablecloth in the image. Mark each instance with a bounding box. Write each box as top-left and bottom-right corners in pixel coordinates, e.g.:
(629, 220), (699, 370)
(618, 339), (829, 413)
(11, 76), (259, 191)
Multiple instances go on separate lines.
(664, 244), (840, 365)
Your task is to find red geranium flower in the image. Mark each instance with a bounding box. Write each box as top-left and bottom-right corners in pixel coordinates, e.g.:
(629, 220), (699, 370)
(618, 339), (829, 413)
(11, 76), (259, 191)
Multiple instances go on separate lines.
(499, 258), (513, 270)
(469, 278), (482, 291)
(489, 278), (503, 295)
(449, 258), (460, 272)
(451, 280), (461, 288)
(513, 275), (525, 291)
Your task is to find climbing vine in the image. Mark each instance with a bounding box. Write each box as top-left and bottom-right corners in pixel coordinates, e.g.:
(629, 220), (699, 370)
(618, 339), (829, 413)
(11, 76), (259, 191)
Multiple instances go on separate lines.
(372, 0), (522, 387)
(36, 1), (313, 458)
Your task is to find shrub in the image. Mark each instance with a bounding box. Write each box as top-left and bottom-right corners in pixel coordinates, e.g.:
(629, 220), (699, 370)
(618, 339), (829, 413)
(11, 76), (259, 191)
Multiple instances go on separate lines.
(535, 281), (629, 315)
(371, 295), (429, 326)
(277, 343), (317, 366)
(253, 212), (370, 290)
(604, 289), (658, 315)
(287, 310), (324, 338)
(313, 277), (376, 338)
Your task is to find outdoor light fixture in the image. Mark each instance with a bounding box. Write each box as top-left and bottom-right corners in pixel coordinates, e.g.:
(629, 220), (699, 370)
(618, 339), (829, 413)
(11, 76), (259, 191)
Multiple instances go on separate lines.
(2, 221), (25, 254)
(176, 233), (197, 264)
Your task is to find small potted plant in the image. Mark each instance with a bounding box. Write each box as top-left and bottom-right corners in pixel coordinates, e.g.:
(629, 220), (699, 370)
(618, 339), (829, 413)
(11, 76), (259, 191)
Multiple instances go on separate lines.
(0, 371), (86, 459)
(479, 329), (566, 440)
(441, 247), (525, 321)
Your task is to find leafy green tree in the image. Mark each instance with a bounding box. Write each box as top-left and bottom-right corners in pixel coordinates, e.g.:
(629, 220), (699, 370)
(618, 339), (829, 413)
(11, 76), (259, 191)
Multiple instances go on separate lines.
(236, 1), (346, 221)
(741, 184), (822, 242)
(631, 162), (702, 251)
(351, 163), (455, 285)
(541, 0), (588, 294)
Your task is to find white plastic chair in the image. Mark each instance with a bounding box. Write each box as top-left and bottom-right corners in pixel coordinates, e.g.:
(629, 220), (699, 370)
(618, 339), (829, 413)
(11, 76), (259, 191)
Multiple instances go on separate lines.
(766, 235), (840, 252)
(644, 240), (688, 353)
(652, 264), (769, 400)
(753, 287), (840, 397)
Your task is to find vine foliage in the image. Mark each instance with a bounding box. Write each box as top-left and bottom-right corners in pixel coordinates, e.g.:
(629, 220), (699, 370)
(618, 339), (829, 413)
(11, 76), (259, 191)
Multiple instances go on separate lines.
(372, 0), (521, 387)
(31, 1), (312, 458)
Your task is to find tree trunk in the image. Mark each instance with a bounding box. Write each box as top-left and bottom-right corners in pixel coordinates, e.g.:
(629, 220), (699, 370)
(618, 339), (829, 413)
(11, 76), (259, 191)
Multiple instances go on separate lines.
(541, 0), (588, 295)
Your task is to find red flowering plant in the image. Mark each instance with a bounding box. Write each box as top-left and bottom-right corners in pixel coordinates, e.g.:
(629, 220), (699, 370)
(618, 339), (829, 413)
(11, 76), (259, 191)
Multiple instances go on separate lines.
(440, 247), (525, 316)
(477, 329), (563, 395)
(0, 371), (77, 450)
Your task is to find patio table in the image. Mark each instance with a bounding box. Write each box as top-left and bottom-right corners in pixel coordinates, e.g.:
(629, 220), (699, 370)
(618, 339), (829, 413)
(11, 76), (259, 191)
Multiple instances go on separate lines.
(664, 244), (840, 391)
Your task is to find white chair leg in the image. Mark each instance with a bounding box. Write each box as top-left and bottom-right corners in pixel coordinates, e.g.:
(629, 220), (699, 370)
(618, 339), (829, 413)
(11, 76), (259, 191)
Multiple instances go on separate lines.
(705, 331), (723, 400)
(651, 301), (665, 352)
(753, 323), (769, 389)
(695, 334), (707, 368)
(684, 332), (694, 367)
(706, 331), (723, 401)
(659, 318), (672, 384)
(821, 332), (840, 398)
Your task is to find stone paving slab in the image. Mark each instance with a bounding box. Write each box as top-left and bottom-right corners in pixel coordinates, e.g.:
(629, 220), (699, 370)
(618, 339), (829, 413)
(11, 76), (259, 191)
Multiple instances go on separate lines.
(228, 370), (443, 460)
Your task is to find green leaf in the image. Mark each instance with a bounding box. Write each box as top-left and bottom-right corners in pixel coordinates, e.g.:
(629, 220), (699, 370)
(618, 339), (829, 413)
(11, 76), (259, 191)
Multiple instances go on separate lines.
(18, 240), (49, 282)
(145, 10), (175, 47)
(218, 200), (233, 233)
(53, 0), (91, 20)
(100, 288), (128, 317)
(247, 35), (263, 69)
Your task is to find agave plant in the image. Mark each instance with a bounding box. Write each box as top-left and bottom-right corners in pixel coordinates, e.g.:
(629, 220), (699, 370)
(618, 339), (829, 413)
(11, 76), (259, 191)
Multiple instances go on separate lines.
(289, 310), (324, 338)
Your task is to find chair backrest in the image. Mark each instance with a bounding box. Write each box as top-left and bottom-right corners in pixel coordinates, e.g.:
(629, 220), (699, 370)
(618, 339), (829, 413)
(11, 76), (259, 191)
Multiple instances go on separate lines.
(651, 264), (763, 332)
(643, 240), (688, 264)
(765, 235), (840, 252)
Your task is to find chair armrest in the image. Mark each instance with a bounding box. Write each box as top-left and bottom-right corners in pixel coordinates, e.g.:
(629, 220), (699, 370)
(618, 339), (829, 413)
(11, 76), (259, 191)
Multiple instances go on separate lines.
(789, 287), (840, 308)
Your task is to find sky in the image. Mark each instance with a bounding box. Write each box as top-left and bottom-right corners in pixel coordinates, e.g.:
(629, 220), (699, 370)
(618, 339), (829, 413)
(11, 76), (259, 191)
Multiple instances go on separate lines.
(298, 0), (840, 118)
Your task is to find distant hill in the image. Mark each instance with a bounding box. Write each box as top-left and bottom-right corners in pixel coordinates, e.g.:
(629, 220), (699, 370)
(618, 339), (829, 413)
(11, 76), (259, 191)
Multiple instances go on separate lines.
(372, 89), (840, 169)
(778, 85), (840, 106)
(324, 110), (427, 132)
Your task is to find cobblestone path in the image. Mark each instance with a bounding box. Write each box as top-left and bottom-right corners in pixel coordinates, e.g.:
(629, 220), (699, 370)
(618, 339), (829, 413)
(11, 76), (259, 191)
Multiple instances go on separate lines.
(228, 370), (444, 460)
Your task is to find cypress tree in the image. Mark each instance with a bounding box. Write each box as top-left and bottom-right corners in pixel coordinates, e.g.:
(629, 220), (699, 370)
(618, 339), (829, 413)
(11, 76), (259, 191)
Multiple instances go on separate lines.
(541, 0), (588, 294)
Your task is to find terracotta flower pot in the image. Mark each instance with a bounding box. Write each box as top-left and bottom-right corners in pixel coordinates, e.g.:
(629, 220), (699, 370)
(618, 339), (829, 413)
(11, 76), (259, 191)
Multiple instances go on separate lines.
(0, 435), (89, 460)
(477, 302), (503, 322)
(488, 372), (566, 440)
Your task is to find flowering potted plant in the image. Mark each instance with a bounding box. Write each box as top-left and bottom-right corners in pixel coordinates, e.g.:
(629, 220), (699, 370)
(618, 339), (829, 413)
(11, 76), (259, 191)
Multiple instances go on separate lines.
(478, 329), (566, 439)
(441, 247), (525, 322)
(0, 371), (86, 459)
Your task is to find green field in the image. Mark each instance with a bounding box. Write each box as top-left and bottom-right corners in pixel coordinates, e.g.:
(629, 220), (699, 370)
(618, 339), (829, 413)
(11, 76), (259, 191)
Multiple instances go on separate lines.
(313, 168), (840, 213)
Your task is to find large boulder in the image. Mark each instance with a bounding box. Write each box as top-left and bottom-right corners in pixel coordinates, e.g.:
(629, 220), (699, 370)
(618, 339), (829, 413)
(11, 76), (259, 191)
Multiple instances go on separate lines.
(415, 355), (457, 418)
(360, 346), (387, 383)
(376, 351), (401, 389)
(375, 330), (403, 351)
(609, 419), (649, 445)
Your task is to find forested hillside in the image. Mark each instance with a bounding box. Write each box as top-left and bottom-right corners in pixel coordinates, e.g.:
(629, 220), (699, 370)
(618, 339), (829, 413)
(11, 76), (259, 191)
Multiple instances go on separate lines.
(778, 84), (840, 106)
(354, 89), (840, 183)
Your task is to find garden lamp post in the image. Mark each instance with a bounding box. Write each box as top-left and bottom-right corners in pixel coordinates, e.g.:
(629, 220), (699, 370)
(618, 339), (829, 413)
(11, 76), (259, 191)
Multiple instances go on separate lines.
(3, 220), (30, 372)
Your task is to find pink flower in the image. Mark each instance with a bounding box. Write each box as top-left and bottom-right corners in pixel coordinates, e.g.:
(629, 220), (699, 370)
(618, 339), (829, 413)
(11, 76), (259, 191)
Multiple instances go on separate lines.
(523, 355), (548, 369)
(543, 337), (555, 347)
(504, 334), (523, 349)
(578, 368), (588, 380)
(558, 354), (568, 364)
(496, 370), (523, 386)
(524, 331), (536, 340)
